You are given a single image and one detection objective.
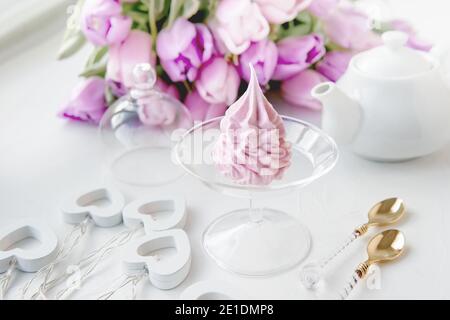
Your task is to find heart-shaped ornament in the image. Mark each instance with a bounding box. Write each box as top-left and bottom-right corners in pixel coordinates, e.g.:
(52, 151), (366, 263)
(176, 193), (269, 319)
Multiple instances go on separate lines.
(0, 221), (58, 273)
(180, 281), (238, 300)
(123, 196), (186, 233)
(60, 187), (125, 227)
(123, 229), (191, 290)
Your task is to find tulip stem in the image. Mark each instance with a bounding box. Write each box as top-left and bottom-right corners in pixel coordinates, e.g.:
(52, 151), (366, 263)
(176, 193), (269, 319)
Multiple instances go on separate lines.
(148, 0), (158, 48)
(183, 81), (192, 93)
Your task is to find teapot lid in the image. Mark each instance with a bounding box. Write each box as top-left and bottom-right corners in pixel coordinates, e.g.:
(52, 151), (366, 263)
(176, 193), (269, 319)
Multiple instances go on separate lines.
(353, 31), (433, 78)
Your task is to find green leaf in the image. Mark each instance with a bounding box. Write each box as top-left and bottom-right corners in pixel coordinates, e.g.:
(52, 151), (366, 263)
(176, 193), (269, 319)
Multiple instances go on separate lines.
(127, 10), (150, 26)
(79, 62), (107, 78)
(139, 0), (168, 20)
(167, 0), (183, 26)
(167, 0), (201, 26)
(206, 0), (218, 17)
(57, 0), (86, 60)
(154, 0), (168, 18)
(85, 46), (108, 67)
(181, 0), (200, 19)
(57, 30), (86, 60)
(80, 47), (108, 78)
(199, 0), (214, 10)
(156, 64), (165, 76)
(274, 11), (315, 41)
(105, 86), (117, 105)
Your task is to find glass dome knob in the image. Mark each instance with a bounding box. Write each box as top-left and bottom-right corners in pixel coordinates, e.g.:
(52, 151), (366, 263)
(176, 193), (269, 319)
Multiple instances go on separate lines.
(132, 63), (157, 90)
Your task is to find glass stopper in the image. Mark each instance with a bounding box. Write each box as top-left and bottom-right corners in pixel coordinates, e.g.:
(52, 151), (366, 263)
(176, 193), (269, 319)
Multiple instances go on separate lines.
(132, 63), (157, 90)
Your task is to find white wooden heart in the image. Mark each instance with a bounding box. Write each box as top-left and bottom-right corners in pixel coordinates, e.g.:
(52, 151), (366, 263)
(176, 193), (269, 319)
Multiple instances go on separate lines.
(123, 229), (191, 290)
(123, 195), (186, 233)
(180, 281), (237, 300)
(0, 220), (58, 273)
(60, 187), (125, 228)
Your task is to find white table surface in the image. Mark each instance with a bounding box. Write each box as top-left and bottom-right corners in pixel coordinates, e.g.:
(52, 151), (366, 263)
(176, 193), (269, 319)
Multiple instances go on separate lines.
(1, 0), (450, 300)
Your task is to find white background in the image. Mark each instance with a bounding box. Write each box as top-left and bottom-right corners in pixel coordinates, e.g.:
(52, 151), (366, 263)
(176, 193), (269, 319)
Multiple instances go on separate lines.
(1, 0), (450, 300)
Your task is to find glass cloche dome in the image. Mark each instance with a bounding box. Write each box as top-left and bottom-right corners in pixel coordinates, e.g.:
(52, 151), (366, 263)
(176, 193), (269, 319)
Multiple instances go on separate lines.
(99, 63), (193, 186)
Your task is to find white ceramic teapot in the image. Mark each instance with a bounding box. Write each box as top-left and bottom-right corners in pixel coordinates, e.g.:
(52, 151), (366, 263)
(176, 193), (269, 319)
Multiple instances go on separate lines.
(311, 31), (450, 161)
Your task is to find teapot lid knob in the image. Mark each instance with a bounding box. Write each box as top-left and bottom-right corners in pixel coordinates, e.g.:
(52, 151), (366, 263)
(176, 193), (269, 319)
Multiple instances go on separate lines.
(382, 31), (409, 50)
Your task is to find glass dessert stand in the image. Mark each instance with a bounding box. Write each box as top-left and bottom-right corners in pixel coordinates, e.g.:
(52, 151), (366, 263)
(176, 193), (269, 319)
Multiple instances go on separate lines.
(175, 116), (339, 276)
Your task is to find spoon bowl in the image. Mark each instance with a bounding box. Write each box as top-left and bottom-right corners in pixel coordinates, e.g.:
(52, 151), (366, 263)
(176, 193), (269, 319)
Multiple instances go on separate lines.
(368, 198), (405, 227)
(367, 229), (405, 264)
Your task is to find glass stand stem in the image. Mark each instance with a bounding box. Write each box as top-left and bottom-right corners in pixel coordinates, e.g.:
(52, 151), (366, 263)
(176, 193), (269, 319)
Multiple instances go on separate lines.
(249, 198), (263, 223)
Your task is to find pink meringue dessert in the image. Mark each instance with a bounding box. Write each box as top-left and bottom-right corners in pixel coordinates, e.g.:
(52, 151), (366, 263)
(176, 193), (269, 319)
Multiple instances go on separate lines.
(212, 65), (292, 185)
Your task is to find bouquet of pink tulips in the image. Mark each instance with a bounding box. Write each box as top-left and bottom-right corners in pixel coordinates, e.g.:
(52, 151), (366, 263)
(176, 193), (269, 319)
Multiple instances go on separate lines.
(58, 0), (431, 125)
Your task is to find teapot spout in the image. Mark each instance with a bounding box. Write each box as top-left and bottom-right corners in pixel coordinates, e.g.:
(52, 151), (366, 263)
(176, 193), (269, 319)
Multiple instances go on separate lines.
(311, 82), (362, 144)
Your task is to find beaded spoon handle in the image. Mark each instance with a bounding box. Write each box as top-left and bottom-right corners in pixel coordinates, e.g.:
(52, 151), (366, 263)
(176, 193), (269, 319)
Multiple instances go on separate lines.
(339, 229), (405, 300)
(339, 270), (362, 300)
(300, 198), (405, 290)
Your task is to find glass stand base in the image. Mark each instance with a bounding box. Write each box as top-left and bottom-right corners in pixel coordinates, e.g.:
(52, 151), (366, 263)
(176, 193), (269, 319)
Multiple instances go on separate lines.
(203, 208), (311, 277)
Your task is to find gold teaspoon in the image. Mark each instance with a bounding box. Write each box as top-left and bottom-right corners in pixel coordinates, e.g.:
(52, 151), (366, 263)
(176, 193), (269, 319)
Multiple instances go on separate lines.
(340, 229), (405, 299)
(300, 198), (405, 290)
(355, 198), (405, 236)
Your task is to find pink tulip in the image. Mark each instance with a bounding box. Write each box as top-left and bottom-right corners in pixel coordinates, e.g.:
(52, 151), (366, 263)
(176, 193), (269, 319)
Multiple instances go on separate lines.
(255, 0), (312, 24)
(209, 0), (269, 54)
(316, 51), (353, 82)
(155, 79), (180, 100)
(106, 30), (156, 90)
(323, 6), (382, 51)
(185, 89), (227, 122)
(157, 18), (214, 82)
(196, 57), (240, 105)
(81, 0), (132, 46)
(239, 40), (278, 86)
(390, 20), (433, 51)
(59, 77), (107, 124)
(106, 79), (127, 97)
(281, 69), (327, 110)
(132, 70), (185, 127)
(308, 0), (339, 18)
(273, 34), (325, 80)
(137, 97), (178, 126)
